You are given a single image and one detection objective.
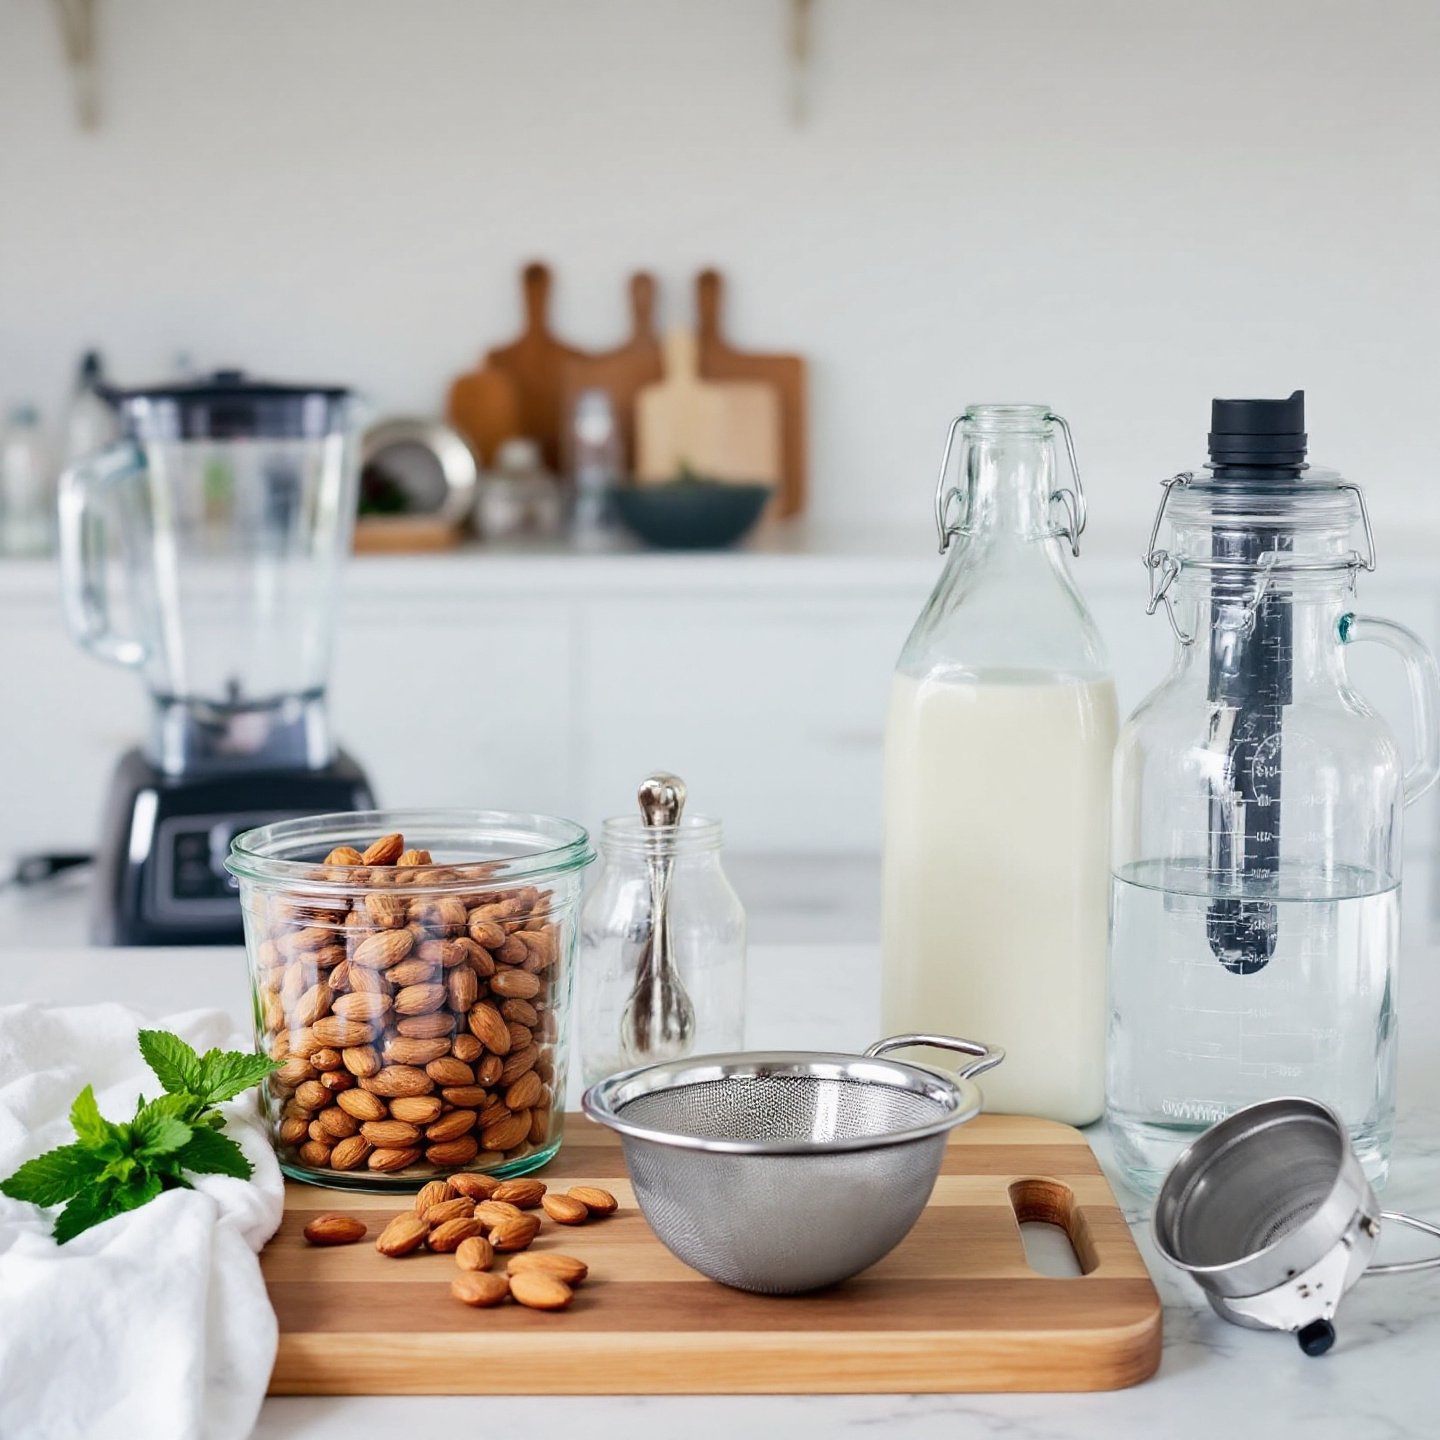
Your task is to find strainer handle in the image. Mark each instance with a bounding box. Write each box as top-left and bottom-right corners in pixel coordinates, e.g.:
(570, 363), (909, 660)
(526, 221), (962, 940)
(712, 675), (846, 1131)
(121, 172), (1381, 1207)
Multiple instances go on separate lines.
(865, 1034), (1005, 1081)
(1367, 1211), (1440, 1275)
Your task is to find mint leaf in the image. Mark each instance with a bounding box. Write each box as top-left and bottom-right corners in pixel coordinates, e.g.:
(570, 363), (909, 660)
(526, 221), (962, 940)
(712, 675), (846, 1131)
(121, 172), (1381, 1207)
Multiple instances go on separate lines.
(111, 1169), (163, 1214)
(52, 1183), (124, 1244)
(69, 1086), (110, 1148)
(138, 1029), (203, 1096)
(129, 1101), (192, 1160)
(192, 1049), (280, 1107)
(0, 1144), (104, 1206)
(174, 1126), (252, 1180)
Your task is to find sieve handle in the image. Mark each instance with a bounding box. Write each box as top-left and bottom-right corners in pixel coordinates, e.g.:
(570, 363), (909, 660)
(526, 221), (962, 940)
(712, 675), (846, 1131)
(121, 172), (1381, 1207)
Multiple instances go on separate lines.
(1367, 1211), (1440, 1276)
(865, 1034), (1006, 1081)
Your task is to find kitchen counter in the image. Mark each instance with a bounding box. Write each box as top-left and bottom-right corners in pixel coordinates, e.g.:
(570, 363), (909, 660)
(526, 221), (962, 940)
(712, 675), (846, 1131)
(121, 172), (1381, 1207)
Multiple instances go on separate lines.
(6, 943), (1439, 1439)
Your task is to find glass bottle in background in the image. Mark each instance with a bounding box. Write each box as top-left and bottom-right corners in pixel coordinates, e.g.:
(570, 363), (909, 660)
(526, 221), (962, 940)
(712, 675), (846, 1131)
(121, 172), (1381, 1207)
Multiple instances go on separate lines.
(0, 404), (56, 556)
(62, 351), (118, 465)
(881, 404), (1116, 1125)
(568, 388), (622, 547)
(578, 814), (746, 1087)
(474, 437), (566, 540)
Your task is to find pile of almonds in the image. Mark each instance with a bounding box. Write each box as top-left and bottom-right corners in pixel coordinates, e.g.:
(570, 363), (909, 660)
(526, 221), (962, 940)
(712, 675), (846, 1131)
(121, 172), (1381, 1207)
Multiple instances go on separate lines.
(301, 1175), (617, 1313)
(253, 832), (566, 1179)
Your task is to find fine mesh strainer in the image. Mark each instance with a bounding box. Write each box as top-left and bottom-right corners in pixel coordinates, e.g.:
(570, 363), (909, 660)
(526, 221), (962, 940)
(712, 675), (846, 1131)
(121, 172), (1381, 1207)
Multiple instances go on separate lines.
(581, 1032), (1003, 1293)
(1154, 1097), (1440, 1354)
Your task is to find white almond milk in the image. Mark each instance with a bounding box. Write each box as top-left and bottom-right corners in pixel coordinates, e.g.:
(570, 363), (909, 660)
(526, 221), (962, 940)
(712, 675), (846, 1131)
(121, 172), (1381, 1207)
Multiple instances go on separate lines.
(881, 670), (1117, 1124)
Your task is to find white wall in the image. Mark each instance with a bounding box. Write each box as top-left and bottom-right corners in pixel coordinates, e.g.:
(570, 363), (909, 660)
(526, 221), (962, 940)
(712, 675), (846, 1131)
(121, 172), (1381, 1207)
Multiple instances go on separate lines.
(1, 0), (1437, 542)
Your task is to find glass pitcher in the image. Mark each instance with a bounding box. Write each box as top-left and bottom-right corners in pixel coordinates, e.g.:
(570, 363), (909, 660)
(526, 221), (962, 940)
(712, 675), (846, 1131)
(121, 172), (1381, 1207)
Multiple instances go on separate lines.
(881, 404), (1116, 1125)
(1108, 393), (1440, 1194)
(58, 372), (359, 773)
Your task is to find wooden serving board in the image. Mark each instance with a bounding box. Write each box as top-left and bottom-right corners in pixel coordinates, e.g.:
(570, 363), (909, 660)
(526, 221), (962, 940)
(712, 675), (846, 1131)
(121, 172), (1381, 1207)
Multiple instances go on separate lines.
(264, 1114), (1160, 1395)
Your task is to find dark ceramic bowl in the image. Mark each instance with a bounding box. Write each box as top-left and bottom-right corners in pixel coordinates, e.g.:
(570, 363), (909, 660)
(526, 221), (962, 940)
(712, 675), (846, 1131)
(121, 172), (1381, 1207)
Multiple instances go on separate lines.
(613, 482), (773, 550)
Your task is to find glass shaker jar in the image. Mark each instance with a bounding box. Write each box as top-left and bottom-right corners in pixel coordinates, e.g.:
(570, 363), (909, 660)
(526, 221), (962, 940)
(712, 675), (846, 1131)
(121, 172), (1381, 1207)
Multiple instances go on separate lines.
(881, 404), (1116, 1125)
(578, 813), (746, 1087)
(1108, 393), (1440, 1194)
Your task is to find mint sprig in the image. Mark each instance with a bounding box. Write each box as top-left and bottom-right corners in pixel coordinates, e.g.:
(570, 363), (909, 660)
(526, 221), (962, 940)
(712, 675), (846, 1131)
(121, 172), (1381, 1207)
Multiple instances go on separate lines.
(0, 1029), (280, 1243)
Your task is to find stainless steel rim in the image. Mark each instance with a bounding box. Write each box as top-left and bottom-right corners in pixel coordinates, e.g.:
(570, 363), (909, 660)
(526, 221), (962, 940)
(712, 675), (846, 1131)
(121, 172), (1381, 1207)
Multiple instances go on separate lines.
(581, 1049), (982, 1156)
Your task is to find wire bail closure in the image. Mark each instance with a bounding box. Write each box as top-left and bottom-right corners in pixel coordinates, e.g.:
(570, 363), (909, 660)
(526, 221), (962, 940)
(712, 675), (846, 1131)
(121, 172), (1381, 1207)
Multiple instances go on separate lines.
(933, 410), (1088, 556)
(1142, 472), (1378, 645)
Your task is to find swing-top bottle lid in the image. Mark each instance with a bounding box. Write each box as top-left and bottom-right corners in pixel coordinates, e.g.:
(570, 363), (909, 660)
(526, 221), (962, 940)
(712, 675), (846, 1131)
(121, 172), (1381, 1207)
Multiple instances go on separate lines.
(1208, 390), (1308, 471)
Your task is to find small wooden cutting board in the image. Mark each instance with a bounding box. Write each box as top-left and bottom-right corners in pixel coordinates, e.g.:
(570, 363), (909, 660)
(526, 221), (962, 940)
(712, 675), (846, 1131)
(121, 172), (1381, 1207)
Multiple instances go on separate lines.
(263, 1113), (1161, 1395)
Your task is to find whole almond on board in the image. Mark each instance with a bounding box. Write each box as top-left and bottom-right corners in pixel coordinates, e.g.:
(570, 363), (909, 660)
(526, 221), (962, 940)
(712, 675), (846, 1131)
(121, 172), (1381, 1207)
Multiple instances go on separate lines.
(383, 1035), (451, 1067)
(388, 956), (440, 989)
(467, 913), (507, 950)
(303, 1213), (367, 1246)
(329, 1135), (373, 1171)
(488, 1213), (542, 1252)
(475, 1199), (523, 1228)
(360, 1065), (433, 1098)
(454, 1235), (495, 1272)
(413, 1179), (454, 1214)
(297, 1139), (333, 1168)
(466, 1002), (510, 1056)
(361, 1119), (423, 1148)
(509, 1271), (573, 1310)
(362, 832), (405, 865)
(426, 1137), (481, 1167)
(426, 1056), (474, 1087)
(368, 1146), (422, 1173)
(481, 1111), (531, 1153)
(425, 1108), (478, 1143)
(312, 1015), (379, 1049)
(428, 1217), (485, 1252)
(451, 1271), (509, 1308)
(375, 1212), (430, 1256)
(449, 1173), (502, 1202)
(335, 1088), (388, 1122)
(569, 1186), (619, 1216)
(541, 1193), (589, 1226)
(332, 991), (392, 1022)
(397, 847), (432, 867)
(451, 1033), (483, 1064)
(394, 1012), (456, 1040)
(388, 1094), (444, 1125)
(316, 1105), (361, 1140)
(291, 981), (333, 1028)
(492, 1178), (546, 1209)
(352, 929), (413, 970)
(499, 1046), (539, 1086)
(294, 1079), (329, 1112)
(394, 982), (447, 1016)
(504, 1071), (544, 1112)
(490, 967), (542, 1001)
(424, 1195), (476, 1225)
(500, 998), (539, 1027)
(508, 1252), (588, 1285)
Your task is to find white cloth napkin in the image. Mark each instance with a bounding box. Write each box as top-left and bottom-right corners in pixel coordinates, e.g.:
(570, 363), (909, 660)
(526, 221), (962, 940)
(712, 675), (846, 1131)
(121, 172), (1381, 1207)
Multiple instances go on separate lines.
(0, 1002), (284, 1440)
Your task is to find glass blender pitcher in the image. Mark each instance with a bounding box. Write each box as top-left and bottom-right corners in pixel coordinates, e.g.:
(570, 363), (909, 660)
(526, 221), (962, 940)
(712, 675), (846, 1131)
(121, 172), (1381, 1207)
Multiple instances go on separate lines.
(58, 372), (373, 945)
(1108, 392), (1440, 1193)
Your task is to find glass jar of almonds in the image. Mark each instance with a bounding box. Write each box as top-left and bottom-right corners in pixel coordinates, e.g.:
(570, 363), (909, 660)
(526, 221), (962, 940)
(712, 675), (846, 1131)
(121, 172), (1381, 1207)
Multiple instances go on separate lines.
(226, 810), (595, 1190)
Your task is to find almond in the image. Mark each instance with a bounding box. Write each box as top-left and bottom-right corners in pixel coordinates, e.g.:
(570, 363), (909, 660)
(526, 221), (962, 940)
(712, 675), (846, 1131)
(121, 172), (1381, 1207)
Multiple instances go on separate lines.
(476, 1055), (504, 1086)
(481, 1111), (531, 1153)
(294, 1079), (329, 1112)
(383, 1034), (451, 1067)
(341, 1044), (382, 1078)
(509, 1270), (573, 1310)
(467, 913), (507, 949)
(454, 1235), (495, 1272)
(446, 967), (478, 1013)
(361, 1119), (423, 1147)
(388, 956), (440, 989)
(541, 1193), (590, 1225)
(451, 1271), (509, 1307)
(367, 1146), (422, 1173)
(397, 847), (432, 867)
(504, 1071), (544, 1112)
(506, 1022), (533, 1051)
(324, 845), (365, 867)
(449, 1172), (503, 1202)
(529, 1106), (552, 1145)
(508, 1252), (588, 1285)
(475, 1199), (523, 1228)
(428, 1216), (485, 1252)
(387, 1094), (444, 1125)
(335, 1088), (388, 1122)
(291, 981), (334, 1027)
(451, 1033), (484, 1064)
(332, 991), (392, 1022)
(419, 896), (467, 934)
(346, 963), (391, 995)
(500, 998), (539, 1027)
(569, 1185), (619, 1216)
(394, 1011), (456, 1040)
(492, 1178), (546, 1209)
(274, 1055), (315, 1088)
(362, 832), (405, 865)
(363, 892), (408, 929)
(466, 1002), (511, 1055)
(441, 1084), (490, 1108)
(490, 968), (542, 1000)
(303, 1212), (367, 1245)
(499, 1045), (539, 1085)
(413, 1179), (455, 1215)
(329, 1135), (373, 1171)
(496, 934), (529, 966)
(316, 1105), (361, 1140)
(375, 1212), (430, 1255)
(425, 1108), (478, 1143)
(310, 1047), (343, 1071)
(423, 1195), (476, 1225)
(319, 1069), (354, 1093)
(278, 1116), (309, 1146)
(312, 1015), (379, 1049)
(352, 929), (413, 970)
(394, 982), (447, 1016)
(426, 1137), (481, 1168)
(426, 1057), (474, 1087)
(297, 1139), (333, 1168)
(360, 1065), (433, 1098)
(488, 1212), (542, 1251)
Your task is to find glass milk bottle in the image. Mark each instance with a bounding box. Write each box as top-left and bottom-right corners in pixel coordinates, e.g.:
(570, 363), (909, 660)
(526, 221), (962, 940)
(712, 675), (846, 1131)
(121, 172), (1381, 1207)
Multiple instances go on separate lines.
(1108, 392), (1440, 1194)
(881, 405), (1116, 1124)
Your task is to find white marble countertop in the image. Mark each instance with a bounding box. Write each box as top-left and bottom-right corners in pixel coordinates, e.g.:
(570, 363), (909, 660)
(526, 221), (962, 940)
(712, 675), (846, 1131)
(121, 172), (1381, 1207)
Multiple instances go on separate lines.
(4, 942), (1438, 1439)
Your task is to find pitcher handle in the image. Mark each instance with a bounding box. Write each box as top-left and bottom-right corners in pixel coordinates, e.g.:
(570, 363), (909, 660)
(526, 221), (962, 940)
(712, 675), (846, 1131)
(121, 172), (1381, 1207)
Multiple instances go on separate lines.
(865, 1033), (1006, 1081)
(58, 441), (147, 669)
(1340, 612), (1440, 805)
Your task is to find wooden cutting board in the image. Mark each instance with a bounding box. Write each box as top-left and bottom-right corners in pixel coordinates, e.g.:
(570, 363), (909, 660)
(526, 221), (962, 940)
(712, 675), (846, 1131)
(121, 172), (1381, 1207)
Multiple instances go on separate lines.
(264, 1114), (1161, 1395)
(634, 329), (782, 485)
(696, 269), (808, 517)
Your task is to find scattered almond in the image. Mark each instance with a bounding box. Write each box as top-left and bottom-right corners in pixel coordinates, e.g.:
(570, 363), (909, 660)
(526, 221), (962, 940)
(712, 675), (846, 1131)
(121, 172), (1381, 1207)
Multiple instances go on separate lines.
(375, 1213), (430, 1256)
(542, 1193), (590, 1226)
(509, 1270), (573, 1310)
(428, 1217), (485, 1253)
(454, 1235), (495, 1272)
(569, 1186), (619, 1217)
(449, 1173), (503, 1202)
(488, 1213), (542, 1251)
(423, 1195), (476, 1226)
(451, 1271), (509, 1307)
(475, 1199), (523, 1229)
(492, 1178), (547, 1209)
(413, 1179), (454, 1215)
(303, 1213), (367, 1246)
(508, 1251), (588, 1286)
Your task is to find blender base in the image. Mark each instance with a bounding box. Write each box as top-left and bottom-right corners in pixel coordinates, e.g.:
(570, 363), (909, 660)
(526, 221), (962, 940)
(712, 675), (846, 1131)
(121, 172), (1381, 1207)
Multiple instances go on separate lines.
(91, 747), (373, 947)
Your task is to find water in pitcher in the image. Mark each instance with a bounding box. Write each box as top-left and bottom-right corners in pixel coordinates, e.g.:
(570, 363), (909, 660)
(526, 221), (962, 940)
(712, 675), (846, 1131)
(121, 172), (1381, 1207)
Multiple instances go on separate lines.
(881, 670), (1117, 1125)
(1107, 857), (1398, 1192)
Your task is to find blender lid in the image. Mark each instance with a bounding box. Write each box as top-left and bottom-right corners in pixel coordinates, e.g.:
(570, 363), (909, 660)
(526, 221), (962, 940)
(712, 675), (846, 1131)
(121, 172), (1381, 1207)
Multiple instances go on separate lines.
(103, 369), (354, 440)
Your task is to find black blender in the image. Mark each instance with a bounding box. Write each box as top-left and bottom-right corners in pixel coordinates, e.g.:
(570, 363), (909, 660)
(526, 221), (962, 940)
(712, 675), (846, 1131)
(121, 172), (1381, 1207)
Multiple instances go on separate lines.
(57, 372), (373, 945)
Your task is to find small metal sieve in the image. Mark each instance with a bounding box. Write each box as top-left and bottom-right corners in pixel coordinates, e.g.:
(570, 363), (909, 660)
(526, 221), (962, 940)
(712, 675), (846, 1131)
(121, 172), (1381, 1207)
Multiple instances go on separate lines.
(1154, 1097), (1440, 1354)
(582, 1033), (1003, 1294)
